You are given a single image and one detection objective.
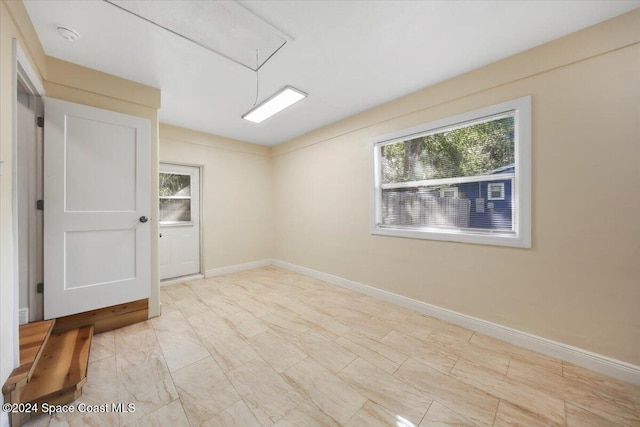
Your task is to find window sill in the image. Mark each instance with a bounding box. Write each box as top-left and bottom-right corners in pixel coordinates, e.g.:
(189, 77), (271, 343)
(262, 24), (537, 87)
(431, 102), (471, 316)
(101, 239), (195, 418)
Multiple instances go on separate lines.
(371, 225), (530, 248)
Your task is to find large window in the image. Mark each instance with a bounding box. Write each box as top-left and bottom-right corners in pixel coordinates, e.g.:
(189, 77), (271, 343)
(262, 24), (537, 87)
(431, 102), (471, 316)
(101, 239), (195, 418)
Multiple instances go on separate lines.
(371, 97), (531, 247)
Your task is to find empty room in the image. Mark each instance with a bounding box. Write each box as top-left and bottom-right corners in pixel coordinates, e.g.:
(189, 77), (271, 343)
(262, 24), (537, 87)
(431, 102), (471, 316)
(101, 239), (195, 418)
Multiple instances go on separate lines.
(1, 1), (639, 426)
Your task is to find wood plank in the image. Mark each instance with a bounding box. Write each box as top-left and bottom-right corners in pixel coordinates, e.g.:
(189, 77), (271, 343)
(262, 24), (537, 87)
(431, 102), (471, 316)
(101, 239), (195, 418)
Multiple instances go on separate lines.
(20, 320), (55, 382)
(2, 320), (55, 395)
(53, 298), (148, 334)
(21, 326), (93, 403)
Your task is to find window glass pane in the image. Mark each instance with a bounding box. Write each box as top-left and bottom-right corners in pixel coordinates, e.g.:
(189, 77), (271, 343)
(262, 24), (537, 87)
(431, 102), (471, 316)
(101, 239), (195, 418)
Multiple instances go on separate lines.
(159, 173), (191, 197)
(381, 115), (514, 184)
(159, 199), (191, 222)
(381, 177), (513, 232)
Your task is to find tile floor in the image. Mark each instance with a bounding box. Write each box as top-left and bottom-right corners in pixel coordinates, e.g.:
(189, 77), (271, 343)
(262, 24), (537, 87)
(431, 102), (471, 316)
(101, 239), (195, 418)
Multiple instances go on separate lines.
(26, 266), (640, 426)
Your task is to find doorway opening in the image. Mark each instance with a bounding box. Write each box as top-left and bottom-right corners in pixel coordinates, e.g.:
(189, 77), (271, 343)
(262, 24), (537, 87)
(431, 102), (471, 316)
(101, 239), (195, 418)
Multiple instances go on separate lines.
(15, 43), (45, 324)
(159, 163), (202, 283)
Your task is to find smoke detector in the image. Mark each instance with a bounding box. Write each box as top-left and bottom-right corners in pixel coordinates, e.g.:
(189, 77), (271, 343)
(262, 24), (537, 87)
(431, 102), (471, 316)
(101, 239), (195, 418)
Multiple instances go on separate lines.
(56, 26), (80, 42)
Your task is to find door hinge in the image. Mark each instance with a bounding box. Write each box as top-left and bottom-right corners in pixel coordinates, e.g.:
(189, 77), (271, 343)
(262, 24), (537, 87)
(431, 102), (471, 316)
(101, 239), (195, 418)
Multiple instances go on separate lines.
(37, 116), (44, 128)
(36, 283), (44, 294)
(36, 199), (44, 210)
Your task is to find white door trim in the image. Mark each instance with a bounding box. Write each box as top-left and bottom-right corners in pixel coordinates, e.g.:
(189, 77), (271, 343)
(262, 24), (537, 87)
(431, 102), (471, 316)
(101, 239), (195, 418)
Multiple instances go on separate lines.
(3, 38), (46, 384)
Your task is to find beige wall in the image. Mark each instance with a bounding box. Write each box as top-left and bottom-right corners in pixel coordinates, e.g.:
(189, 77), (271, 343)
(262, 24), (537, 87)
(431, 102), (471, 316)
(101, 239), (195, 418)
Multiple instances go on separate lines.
(160, 124), (273, 272)
(272, 11), (640, 365)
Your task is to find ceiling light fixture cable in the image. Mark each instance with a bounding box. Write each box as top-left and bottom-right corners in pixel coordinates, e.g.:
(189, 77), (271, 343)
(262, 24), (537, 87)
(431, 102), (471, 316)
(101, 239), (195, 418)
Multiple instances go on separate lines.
(253, 49), (260, 106)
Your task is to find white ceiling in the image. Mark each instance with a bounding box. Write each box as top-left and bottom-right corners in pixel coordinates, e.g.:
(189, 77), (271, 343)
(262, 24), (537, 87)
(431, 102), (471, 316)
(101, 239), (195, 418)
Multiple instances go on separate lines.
(24, 1), (639, 146)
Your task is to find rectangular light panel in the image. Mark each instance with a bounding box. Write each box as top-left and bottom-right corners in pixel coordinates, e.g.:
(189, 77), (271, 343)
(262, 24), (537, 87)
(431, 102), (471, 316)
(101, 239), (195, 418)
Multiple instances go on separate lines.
(242, 86), (307, 123)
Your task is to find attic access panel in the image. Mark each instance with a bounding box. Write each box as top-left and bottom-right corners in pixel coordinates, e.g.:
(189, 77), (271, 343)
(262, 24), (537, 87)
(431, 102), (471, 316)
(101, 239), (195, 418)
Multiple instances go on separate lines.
(106, 0), (290, 71)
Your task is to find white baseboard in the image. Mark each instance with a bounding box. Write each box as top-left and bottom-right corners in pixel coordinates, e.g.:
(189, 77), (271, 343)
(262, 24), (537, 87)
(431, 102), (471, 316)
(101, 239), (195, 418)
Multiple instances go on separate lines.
(204, 259), (272, 278)
(18, 308), (28, 325)
(272, 259), (640, 386)
(160, 273), (204, 287)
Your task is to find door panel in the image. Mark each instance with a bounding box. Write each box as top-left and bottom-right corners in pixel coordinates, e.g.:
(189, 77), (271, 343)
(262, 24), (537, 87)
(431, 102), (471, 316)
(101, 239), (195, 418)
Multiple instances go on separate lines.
(44, 97), (151, 319)
(159, 163), (200, 280)
(65, 116), (137, 212)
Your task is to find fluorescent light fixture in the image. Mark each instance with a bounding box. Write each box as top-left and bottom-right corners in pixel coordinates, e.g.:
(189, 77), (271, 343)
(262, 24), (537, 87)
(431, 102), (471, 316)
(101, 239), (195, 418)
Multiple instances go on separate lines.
(242, 86), (307, 123)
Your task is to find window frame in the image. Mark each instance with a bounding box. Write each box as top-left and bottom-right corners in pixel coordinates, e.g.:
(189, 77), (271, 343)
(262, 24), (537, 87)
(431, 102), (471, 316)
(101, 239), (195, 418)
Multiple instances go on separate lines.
(370, 96), (531, 248)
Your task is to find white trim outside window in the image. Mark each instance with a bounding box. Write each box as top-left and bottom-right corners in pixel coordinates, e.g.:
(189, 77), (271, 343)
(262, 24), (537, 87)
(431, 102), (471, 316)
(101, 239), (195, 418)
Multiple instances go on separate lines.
(370, 96), (531, 248)
(487, 182), (505, 200)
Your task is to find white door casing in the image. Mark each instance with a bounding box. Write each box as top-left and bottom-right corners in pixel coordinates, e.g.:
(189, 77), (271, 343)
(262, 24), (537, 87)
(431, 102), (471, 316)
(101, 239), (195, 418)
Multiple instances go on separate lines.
(159, 163), (201, 280)
(44, 97), (151, 319)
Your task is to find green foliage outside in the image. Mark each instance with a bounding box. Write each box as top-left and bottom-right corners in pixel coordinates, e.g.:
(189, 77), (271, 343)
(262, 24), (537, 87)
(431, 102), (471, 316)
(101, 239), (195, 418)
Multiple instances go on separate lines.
(159, 173), (190, 197)
(381, 116), (515, 183)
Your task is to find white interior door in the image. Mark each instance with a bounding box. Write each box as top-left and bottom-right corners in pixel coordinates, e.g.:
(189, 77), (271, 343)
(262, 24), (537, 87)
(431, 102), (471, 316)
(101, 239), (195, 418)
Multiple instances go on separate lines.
(159, 163), (200, 280)
(44, 97), (151, 319)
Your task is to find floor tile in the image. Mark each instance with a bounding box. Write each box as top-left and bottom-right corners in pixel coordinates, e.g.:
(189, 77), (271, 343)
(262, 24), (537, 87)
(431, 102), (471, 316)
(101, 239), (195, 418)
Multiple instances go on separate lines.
(425, 331), (509, 375)
(507, 358), (639, 426)
(171, 357), (241, 426)
(125, 400), (189, 427)
(157, 328), (209, 372)
(290, 329), (357, 374)
(336, 331), (406, 374)
(117, 348), (178, 423)
(381, 330), (458, 375)
(420, 401), (481, 426)
(227, 358), (304, 426)
(223, 309), (270, 339)
(565, 402), (622, 427)
(338, 357), (432, 426)
(336, 310), (392, 340)
(186, 310), (232, 338)
(150, 310), (192, 339)
(451, 358), (565, 426)
(163, 283), (201, 304)
(114, 320), (157, 355)
(298, 308), (351, 339)
(201, 399), (260, 427)
(88, 330), (115, 363)
(562, 361), (640, 407)
(174, 297), (211, 319)
(283, 357), (367, 424)
(248, 329), (306, 373)
(83, 355), (118, 404)
(273, 400), (342, 427)
(159, 290), (178, 314)
(199, 330), (260, 372)
(395, 357), (499, 426)
(470, 333), (562, 376)
(492, 401), (550, 427)
(345, 400), (412, 427)
(260, 312), (310, 340)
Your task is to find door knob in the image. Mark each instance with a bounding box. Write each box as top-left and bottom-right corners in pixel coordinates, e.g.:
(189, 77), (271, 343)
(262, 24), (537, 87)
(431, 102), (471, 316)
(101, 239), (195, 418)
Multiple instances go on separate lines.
(139, 216), (148, 223)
